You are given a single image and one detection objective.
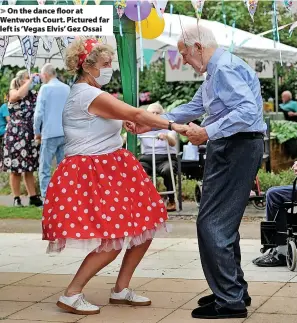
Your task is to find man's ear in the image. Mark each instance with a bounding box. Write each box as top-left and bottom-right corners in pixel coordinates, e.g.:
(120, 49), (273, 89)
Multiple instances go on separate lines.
(194, 42), (203, 51)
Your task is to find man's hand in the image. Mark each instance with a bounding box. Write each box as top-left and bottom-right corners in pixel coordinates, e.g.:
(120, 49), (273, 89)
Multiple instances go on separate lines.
(172, 123), (190, 136)
(34, 134), (41, 145)
(288, 112), (297, 117)
(185, 122), (209, 145)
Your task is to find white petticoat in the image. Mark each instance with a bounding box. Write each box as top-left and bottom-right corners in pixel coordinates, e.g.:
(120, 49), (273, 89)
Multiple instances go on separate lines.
(46, 222), (171, 254)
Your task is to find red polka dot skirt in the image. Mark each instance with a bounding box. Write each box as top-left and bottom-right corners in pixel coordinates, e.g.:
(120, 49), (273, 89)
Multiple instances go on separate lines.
(42, 149), (169, 253)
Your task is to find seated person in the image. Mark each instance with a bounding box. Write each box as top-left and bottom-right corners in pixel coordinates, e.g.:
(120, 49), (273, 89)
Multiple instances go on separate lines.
(279, 91), (297, 122)
(138, 103), (178, 212)
(253, 161), (297, 267)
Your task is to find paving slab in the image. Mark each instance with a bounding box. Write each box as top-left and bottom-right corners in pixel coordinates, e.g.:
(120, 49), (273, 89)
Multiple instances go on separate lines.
(0, 301), (34, 319)
(245, 313), (297, 323)
(79, 306), (173, 323)
(158, 308), (245, 323)
(0, 232), (297, 322)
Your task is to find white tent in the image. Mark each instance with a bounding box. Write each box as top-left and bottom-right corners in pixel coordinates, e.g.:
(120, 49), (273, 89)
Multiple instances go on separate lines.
(159, 14), (297, 63)
(2, 35), (170, 70)
(3, 13), (297, 70)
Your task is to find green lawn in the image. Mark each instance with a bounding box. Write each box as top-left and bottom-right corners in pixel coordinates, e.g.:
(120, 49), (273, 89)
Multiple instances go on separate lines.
(0, 206), (42, 219)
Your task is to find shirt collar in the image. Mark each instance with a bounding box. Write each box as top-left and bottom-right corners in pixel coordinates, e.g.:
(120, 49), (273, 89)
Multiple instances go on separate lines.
(206, 48), (225, 76)
(48, 77), (58, 84)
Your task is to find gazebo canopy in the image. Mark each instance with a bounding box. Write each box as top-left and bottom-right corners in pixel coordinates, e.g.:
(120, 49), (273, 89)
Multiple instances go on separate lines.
(3, 13), (297, 70)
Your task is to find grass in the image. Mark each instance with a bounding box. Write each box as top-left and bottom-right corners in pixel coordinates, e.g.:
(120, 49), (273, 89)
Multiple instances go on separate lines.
(0, 206), (42, 219)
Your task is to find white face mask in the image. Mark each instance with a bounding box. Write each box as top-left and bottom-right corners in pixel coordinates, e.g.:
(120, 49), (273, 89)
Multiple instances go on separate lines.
(92, 68), (113, 86)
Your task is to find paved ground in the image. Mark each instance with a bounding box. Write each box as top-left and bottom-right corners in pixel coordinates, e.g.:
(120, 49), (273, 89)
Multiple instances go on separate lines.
(0, 234), (296, 322)
(2, 196), (289, 323)
(0, 219), (262, 239)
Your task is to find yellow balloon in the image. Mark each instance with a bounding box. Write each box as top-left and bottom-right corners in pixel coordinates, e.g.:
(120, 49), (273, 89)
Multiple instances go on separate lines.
(136, 8), (165, 39)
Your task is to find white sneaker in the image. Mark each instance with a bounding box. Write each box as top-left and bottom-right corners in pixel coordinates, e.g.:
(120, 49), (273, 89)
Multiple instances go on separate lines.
(109, 288), (151, 306)
(57, 293), (100, 315)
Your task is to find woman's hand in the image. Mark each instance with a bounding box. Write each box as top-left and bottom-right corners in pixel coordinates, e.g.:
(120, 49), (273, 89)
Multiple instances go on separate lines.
(123, 121), (151, 134)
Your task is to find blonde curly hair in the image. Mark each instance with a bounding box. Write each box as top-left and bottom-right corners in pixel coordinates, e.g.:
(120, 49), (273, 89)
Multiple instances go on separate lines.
(10, 69), (28, 90)
(65, 37), (114, 75)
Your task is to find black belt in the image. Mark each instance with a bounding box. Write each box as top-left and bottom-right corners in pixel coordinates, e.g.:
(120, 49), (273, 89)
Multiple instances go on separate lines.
(227, 132), (264, 140)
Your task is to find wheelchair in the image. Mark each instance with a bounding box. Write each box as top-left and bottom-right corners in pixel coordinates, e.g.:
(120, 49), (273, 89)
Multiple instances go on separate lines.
(192, 145), (266, 210)
(260, 177), (297, 271)
(248, 176), (266, 210)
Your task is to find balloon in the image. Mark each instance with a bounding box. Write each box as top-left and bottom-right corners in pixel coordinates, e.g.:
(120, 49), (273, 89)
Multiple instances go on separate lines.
(136, 8), (165, 39)
(125, 1), (151, 22)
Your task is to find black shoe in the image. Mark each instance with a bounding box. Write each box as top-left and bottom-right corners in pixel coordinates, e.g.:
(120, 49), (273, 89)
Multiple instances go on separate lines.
(29, 195), (43, 207)
(13, 196), (24, 207)
(192, 302), (247, 319)
(198, 294), (251, 307)
(254, 250), (286, 267)
(252, 249), (274, 264)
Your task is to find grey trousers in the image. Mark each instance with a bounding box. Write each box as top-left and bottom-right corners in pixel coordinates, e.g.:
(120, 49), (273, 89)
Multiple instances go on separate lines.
(197, 137), (264, 310)
(265, 185), (293, 246)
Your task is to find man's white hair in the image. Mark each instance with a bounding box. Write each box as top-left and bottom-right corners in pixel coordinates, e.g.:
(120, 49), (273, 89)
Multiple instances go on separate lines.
(178, 24), (218, 48)
(41, 63), (56, 76)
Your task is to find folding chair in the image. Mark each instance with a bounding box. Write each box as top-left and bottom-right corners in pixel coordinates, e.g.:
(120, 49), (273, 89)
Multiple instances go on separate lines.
(138, 135), (177, 204)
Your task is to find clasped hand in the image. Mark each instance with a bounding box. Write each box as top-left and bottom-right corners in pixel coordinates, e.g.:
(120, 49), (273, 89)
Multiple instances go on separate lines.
(124, 121), (209, 146)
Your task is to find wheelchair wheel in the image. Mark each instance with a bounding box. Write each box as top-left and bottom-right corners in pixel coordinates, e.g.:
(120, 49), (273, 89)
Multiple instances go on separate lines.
(287, 240), (297, 272)
(252, 198), (266, 210)
(194, 183), (202, 206)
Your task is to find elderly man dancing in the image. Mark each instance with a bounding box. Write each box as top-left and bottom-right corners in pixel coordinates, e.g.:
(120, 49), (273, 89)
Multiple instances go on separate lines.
(126, 24), (266, 319)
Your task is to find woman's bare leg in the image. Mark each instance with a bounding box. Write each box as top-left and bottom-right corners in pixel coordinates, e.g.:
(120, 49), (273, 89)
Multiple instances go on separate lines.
(66, 249), (121, 296)
(114, 240), (152, 292)
(23, 172), (37, 196)
(10, 173), (21, 197)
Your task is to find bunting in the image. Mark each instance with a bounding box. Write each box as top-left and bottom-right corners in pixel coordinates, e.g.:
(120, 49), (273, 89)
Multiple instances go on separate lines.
(56, 36), (75, 59)
(167, 50), (178, 65)
(18, 36), (40, 74)
(0, 36), (9, 68)
(151, 0), (168, 18)
(283, 0), (293, 11)
(115, 0), (126, 18)
(114, 0), (127, 36)
(244, 0), (259, 21)
(143, 48), (155, 67)
(41, 36), (54, 52)
(191, 0), (205, 19)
